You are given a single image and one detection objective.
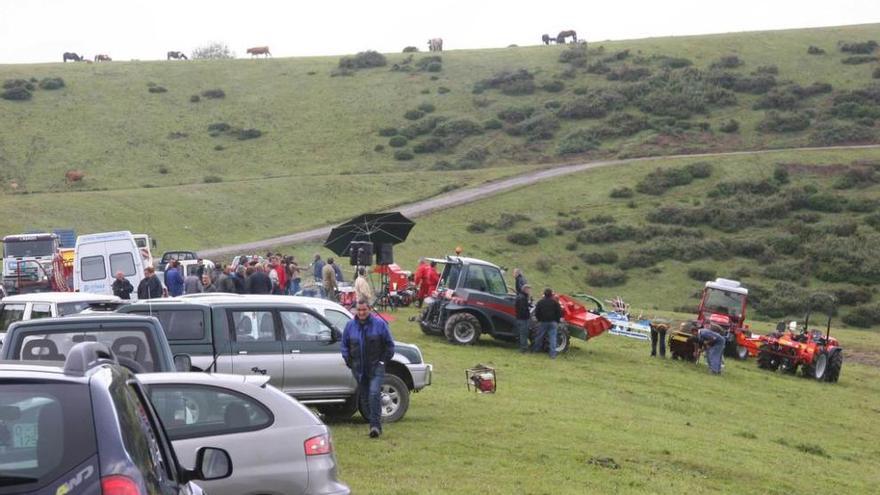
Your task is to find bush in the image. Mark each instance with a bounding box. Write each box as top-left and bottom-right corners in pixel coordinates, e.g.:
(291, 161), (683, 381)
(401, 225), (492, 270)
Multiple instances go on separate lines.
(687, 267), (716, 282)
(842, 56), (878, 65)
(207, 122), (231, 133)
(399, 116), (446, 139)
(404, 109), (425, 120)
(807, 45), (826, 55)
(544, 100), (562, 110)
(533, 226), (551, 238)
(467, 220), (492, 233)
(579, 251), (619, 265)
(415, 55), (441, 69)
(833, 286), (873, 306)
(587, 215), (615, 224)
(483, 118), (503, 130)
(1, 86), (31, 101)
(557, 130), (599, 155)
(148, 86), (167, 93)
(606, 65), (652, 82)
(506, 113), (559, 141)
(493, 213), (531, 229)
(658, 57), (692, 69)
(711, 55), (743, 69)
(378, 127), (398, 137)
(810, 122), (875, 146)
(874, 67), (880, 79)
(201, 88), (225, 99)
(542, 80), (565, 92)
(609, 187), (634, 198)
(558, 89), (625, 119)
(576, 225), (642, 244)
(635, 164), (708, 195)
(558, 218), (585, 231)
(236, 128), (262, 140)
(839, 40), (878, 54)
(38, 77), (64, 90)
(434, 118), (483, 137)
(403, 46), (419, 53)
(754, 65), (779, 75)
(507, 232), (539, 246)
(586, 268), (628, 287)
(732, 74), (777, 94)
(190, 95), (201, 103)
(191, 42), (234, 60)
(535, 257), (552, 273)
(203, 175), (223, 183)
(413, 137), (453, 153)
(497, 106), (535, 123)
(338, 50), (387, 69)
(757, 111), (810, 133)
(686, 162), (713, 178)
(2, 79), (33, 90)
(393, 149), (414, 161)
(374, 144), (385, 152)
(425, 62), (443, 72)
(841, 304), (880, 328)
(559, 44), (589, 67)
(719, 119), (740, 133)
(388, 136), (408, 147)
(474, 69), (535, 96)
(438, 86), (451, 94)
(417, 102), (436, 113)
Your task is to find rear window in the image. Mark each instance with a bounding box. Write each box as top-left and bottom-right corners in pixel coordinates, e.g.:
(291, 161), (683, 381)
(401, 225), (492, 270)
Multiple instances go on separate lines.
(0, 305), (26, 331)
(13, 329), (162, 372)
(129, 310), (206, 340)
(110, 253), (136, 277)
(80, 256), (106, 282)
(0, 382), (97, 494)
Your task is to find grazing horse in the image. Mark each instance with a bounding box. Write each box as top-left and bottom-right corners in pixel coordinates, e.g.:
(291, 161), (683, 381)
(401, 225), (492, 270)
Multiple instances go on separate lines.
(62, 52), (83, 62)
(556, 30), (577, 44)
(167, 51), (188, 60)
(428, 38), (443, 52)
(247, 46), (271, 57)
(541, 34), (552, 45)
(94, 54), (111, 62)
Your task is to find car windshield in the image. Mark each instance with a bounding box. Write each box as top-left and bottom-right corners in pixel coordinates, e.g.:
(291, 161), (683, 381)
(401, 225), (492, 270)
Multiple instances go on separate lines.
(703, 288), (745, 319)
(12, 329), (161, 372)
(0, 383), (97, 493)
(2, 240), (56, 258)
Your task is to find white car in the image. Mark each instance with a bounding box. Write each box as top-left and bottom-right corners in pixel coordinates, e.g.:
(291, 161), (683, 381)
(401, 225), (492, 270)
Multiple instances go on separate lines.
(0, 291), (124, 347)
(141, 372), (351, 495)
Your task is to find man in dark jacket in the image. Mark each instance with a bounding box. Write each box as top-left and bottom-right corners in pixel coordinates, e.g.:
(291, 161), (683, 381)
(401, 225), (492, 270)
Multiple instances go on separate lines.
(137, 267), (164, 300)
(165, 260), (184, 297)
(513, 268), (528, 295)
(245, 266), (273, 294)
(532, 288), (563, 358)
(515, 284), (532, 352)
(341, 300), (395, 438)
(111, 271), (134, 300)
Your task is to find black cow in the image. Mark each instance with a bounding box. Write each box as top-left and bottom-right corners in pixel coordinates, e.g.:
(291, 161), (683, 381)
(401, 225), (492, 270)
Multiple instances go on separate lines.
(62, 52), (83, 62)
(167, 51), (188, 60)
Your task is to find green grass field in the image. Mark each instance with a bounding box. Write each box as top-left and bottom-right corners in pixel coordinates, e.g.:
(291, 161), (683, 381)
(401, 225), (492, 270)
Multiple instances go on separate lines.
(1, 24), (879, 247)
(326, 306), (880, 494)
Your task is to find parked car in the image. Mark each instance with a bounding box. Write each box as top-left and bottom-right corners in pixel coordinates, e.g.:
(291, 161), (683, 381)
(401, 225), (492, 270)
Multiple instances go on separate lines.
(119, 294), (432, 422)
(142, 371), (351, 495)
(158, 251), (199, 273)
(0, 292), (125, 349)
(0, 342), (231, 495)
(1, 314), (192, 372)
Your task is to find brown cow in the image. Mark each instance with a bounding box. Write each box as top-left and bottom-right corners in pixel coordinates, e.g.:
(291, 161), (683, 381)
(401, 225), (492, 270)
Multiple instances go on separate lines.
(65, 170), (85, 183)
(247, 46), (271, 57)
(94, 54), (112, 62)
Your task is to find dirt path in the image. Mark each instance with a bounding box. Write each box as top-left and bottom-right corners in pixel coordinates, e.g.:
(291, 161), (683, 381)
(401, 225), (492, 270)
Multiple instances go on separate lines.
(198, 144), (880, 258)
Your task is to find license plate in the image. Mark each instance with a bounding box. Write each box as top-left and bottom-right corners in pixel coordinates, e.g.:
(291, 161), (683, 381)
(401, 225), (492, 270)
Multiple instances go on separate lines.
(13, 423), (36, 448)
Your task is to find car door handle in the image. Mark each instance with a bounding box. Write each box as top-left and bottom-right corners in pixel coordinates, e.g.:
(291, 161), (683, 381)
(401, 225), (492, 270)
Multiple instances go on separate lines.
(238, 351), (248, 355)
(289, 349), (301, 354)
(251, 366), (267, 375)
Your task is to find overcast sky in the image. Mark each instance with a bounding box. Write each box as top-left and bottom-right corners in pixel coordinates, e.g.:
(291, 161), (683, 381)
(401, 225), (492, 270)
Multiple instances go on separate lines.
(1, 0), (879, 63)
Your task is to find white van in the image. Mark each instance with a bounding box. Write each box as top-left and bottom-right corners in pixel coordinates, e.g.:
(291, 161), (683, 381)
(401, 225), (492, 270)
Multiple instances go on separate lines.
(74, 231), (145, 298)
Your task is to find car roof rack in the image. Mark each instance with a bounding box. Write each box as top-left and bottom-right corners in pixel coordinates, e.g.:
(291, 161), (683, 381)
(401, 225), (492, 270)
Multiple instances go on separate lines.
(64, 342), (118, 376)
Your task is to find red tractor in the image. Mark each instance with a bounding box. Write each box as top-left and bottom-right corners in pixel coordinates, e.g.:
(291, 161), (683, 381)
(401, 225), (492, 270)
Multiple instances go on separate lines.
(694, 278), (763, 360)
(756, 294), (843, 382)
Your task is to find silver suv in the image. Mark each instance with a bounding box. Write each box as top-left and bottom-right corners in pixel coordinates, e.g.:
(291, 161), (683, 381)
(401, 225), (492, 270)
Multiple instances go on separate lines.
(119, 294), (431, 422)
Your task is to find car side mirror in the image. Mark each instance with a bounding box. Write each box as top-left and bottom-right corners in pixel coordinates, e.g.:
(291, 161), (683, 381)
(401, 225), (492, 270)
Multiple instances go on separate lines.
(189, 447), (232, 481)
(174, 354), (192, 372)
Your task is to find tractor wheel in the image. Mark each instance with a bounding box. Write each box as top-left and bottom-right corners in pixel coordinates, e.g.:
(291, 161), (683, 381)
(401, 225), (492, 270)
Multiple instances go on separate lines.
(548, 327), (571, 354)
(418, 306), (441, 336)
(757, 346), (778, 371)
(824, 350), (843, 383)
(444, 312), (481, 345)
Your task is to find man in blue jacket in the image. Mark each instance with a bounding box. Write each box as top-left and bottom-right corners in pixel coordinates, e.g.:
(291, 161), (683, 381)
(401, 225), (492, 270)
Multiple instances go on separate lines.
(341, 299), (396, 438)
(165, 260), (184, 297)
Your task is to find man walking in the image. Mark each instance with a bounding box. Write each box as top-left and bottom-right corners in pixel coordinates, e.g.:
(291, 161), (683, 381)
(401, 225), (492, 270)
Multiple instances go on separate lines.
(311, 254), (326, 297)
(354, 267), (374, 305)
(515, 284), (532, 353)
(341, 300), (395, 438)
(322, 257), (339, 302)
(532, 288), (562, 358)
(111, 271), (134, 300)
(137, 266), (164, 300)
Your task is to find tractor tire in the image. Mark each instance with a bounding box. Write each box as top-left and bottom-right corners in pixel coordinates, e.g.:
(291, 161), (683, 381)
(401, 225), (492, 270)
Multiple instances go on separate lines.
(317, 395), (359, 422)
(547, 327), (571, 354)
(358, 373), (410, 423)
(444, 312), (481, 345)
(824, 350), (843, 383)
(757, 346), (778, 371)
(418, 307), (441, 336)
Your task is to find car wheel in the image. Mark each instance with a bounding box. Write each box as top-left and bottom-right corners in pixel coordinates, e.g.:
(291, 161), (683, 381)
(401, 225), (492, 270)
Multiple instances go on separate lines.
(317, 395), (358, 422)
(358, 374), (410, 423)
(444, 313), (481, 345)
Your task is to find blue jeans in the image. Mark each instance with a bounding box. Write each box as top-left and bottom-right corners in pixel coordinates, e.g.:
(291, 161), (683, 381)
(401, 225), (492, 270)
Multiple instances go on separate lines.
(532, 321), (558, 358)
(289, 278), (301, 295)
(706, 338), (725, 373)
(516, 319), (530, 352)
(354, 364), (385, 429)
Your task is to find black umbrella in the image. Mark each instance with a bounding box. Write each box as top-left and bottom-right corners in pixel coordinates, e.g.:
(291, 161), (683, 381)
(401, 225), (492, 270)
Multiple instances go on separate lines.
(323, 212), (416, 256)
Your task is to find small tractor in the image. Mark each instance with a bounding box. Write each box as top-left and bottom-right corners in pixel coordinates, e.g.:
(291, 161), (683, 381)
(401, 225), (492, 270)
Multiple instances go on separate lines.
(694, 278), (763, 360)
(418, 256), (611, 354)
(756, 293), (843, 382)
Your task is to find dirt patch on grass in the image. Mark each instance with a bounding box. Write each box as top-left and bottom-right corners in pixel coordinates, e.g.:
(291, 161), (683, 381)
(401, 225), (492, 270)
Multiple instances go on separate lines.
(845, 347), (880, 368)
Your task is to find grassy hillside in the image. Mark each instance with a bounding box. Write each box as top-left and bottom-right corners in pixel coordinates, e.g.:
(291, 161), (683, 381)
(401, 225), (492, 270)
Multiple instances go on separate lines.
(1, 24), (879, 248)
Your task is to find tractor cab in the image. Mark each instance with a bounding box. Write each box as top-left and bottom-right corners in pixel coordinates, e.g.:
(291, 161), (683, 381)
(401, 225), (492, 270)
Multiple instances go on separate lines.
(698, 278), (748, 330)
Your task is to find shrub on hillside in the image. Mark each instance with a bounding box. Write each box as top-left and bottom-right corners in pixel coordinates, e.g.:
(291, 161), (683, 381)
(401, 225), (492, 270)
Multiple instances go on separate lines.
(842, 55), (878, 65)
(201, 88), (225, 99)
(404, 109), (425, 120)
(590, 113), (650, 138)
(558, 44), (589, 67)
(483, 118), (503, 130)
(403, 46), (419, 53)
(1, 86), (31, 101)
(687, 267), (716, 282)
(841, 304), (880, 328)
(754, 65), (779, 75)
(810, 122), (875, 146)
(635, 163), (710, 195)
(374, 144), (384, 152)
(535, 257), (552, 273)
(839, 40), (878, 54)
(388, 136), (408, 147)
(378, 127), (398, 137)
(438, 86), (451, 94)
(236, 128), (262, 140)
(506, 113), (559, 141)
(338, 51), (387, 69)
(587, 215), (615, 225)
(732, 74), (777, 94)
(467, 220), (492, 233)
(579, 251), (618, 265)
(497, 106), (535, 123)
(393, 149), (414, 161)
(757, 111), (810, 133)
(507, 232), (538, 246)
(558, 218), (585, 231)
(606, 65), (651, 82)
(38, 77), (65, 90)
(711, 55), (744, 69)
(416, 56), (441, 70)
(190, 95), (201, 103)
(148, 86), (167, 93)
(473, 69), (535, 95)
(807, 45), (826, 55)
(874, 67), (880, 79)
(557, 130), (599, 155)
(2, 79), (34, 90)
(533, 226), (550, 238)
(719, 119), (740, 133)
(833, 286), (873, 306)
(417, 102), (436, 113)
(413, 137), (454, 153)
(586, 268), (628, 287)
(609, 187), (634, 198)
(203, 175), (223, 183)
(399, 116), (446, 139)
(542, 80), (565, 92)
(434, 118), (483, 137)
(495, 213), (530, 229)
(576, 225), (642, 244)
(207, 122), (231, 133)
(658, 56), (692, 69)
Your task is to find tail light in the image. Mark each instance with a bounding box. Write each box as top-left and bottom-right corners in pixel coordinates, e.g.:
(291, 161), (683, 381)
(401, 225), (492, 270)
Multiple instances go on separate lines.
(304, 434), (333, 456)
(102, 475), (141, 495)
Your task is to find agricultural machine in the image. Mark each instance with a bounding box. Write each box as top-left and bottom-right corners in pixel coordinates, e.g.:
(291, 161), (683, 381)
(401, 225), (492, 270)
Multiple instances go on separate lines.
(418, 256), (611, 353)
(694, 278), (763, 360)
(756, 294), (843, 382)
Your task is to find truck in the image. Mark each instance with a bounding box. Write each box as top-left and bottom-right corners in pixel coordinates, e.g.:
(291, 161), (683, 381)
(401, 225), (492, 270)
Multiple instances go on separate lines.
(133, 233), (158, 267)
(1, 233), (60, 296)
(73, 231), (145, 297)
